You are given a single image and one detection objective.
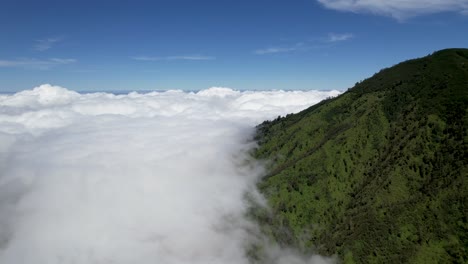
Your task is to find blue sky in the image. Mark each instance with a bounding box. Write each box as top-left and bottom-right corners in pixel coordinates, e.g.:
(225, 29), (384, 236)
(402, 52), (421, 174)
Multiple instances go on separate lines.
(0, 0), (467, 92)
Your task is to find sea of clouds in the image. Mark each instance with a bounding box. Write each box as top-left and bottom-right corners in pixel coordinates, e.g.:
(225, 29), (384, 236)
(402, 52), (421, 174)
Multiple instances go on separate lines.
(0, 84), (341, 264)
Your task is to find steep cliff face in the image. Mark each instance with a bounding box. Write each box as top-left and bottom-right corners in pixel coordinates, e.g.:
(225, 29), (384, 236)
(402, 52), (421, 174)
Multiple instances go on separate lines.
(253, 49), (468, 263)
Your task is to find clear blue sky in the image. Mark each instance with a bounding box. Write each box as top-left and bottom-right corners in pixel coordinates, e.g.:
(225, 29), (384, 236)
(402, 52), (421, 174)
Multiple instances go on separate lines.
(0, 0), (467, 92)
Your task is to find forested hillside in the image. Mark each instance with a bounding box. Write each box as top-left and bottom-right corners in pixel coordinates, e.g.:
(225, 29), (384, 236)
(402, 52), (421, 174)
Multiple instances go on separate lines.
(253, 49), (468, 263)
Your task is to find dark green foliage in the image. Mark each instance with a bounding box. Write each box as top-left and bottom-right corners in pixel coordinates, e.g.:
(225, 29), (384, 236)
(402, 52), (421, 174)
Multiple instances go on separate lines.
(253, 49), (468, 263)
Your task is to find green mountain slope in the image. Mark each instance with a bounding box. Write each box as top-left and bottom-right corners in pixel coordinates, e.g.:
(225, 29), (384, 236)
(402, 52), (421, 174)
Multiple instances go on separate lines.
(253, 49), (468, 263)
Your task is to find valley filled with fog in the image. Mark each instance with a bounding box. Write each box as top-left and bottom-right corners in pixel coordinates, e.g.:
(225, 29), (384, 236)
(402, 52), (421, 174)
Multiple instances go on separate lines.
(0, 84), (340, 264)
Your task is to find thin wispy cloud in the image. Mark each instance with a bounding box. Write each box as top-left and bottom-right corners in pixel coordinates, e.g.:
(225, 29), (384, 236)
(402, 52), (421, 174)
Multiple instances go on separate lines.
(69, 69), (98, 73)
(316, 0), (468, 20)
(169, 55), (215, 61)
(254, 43), (305, 55)
(0, 58), (76, 70)
(254, 47), (297, 55)
(254, 33), (354, 55)
(34, 37), (64, 51)
(326, 33), (354, 42)
(132, 55), (215, 61)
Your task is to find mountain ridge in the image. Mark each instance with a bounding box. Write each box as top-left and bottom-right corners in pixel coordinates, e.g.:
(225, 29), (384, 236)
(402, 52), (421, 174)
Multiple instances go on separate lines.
(253, 48), (468, 263)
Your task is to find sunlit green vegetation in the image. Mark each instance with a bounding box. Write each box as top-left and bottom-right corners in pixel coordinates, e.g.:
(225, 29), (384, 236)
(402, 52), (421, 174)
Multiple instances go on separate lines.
(253, 49), (468, 263)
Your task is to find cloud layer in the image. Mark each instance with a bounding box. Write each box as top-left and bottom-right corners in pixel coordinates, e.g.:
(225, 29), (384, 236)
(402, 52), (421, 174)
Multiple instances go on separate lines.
(0, 85), (340, 264)
(317, 0), (468, 20)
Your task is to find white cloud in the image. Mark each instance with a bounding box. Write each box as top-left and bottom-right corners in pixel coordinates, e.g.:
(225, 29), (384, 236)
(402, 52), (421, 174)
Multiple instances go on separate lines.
(254, 43), (305, 55)
(0, 58), (76, 70)
(0, 84), (341, 264)
(327, 33), (354, 42)
(132, 55), (215, 61)
(254, 35), (355, 55)
(254, 47), (298, 55)
(34, 37), (63, 51)
(317, 0), (468, 20)
(168, 55), (215, 60)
